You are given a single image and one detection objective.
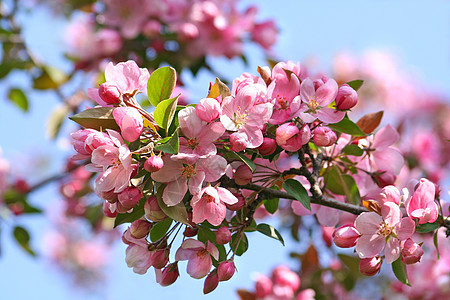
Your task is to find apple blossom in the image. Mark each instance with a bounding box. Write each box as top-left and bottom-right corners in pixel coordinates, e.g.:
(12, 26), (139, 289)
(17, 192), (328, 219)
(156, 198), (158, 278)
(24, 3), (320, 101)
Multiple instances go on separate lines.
(113, 107), (143, 142)
(405, 178), (438, 224)
(175, 239), (219, 279)
(144, 156), (164, 173)
(359, 256), (382, 276)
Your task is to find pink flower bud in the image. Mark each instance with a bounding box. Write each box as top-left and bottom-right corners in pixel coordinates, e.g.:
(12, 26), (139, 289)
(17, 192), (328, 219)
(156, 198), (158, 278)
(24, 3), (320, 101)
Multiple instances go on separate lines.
(195, 98), (220, 122)
(321, 226), (334, 247)
(377, 185), (401, 205)
(98, 82), (121, 104)
(203, 271), (219, 294)
(217, 261), (235, 281)
(313, 126), (337, 147)
(216, 226), (231, 245)
(234, 165), (253, 186)
(156, 263), (179, 286)
(251, 20), (277, 50)
(401, 238), (423, 264)
(144, 196), (166, 222)
(178, 22), (199, 40)
(183, 226), (198, 237)
(359, 257), (382, 276)
(101, 189), (118, 203)
(374, 171), (396, 188)
(152, 248), (170, 269)
(272, 266), (300, 292)
(257, 137), (277, 155)
(226, 193), (245, 211)
(276, 123), (310, 152)
(118, 187), (142, 210)
(332, 224), (361, 248)
(130, 219), (152, 239)
(144, 156), (164, 172)
(103, 200), (118, 218)
(113, 107), (143, 142)
(296, 289), (316, 300)
(336, 84), (358, 110)
(71, 129), (97, 156)
(230, 133), (247, 152)
(255, 275), (273, 298)
(142, 20), (161, 38)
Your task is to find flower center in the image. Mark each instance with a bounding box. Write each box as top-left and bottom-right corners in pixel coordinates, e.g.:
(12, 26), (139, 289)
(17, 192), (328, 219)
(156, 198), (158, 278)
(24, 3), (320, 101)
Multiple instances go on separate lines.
(377, 222), (393, 237)
(276, 94), (288, 109)
(181, 164), (196, 179)
(306, 97), (320, 114)
(187, 138), (199, 150)
(201, 193), (215, 203)
(233, 106), (249, 128)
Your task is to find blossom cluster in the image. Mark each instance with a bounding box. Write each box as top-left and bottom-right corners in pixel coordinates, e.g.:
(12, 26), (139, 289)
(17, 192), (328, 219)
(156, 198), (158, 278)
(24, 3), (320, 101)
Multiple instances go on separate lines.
(69, 60), (447, 293)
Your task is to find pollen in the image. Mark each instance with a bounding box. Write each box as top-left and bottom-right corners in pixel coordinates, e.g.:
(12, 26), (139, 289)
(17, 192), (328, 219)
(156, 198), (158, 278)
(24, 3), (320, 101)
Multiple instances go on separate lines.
(377, 222), (393, 237)
(181, 164), (197, 179)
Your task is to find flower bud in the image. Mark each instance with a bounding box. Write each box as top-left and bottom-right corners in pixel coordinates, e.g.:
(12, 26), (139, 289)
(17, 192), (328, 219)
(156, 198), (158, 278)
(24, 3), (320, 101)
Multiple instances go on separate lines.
(272, 266), (300, 292)
(321, 226), (334, 247)
(203, 271), (219, 294)
(378, 185), (401, 205)
(226, 193), (245, 211)
(255, 275), (273, 298)
(195, 98), (220, 122)
(332, 224), (361, 248)
(14, 179), (30, 194)
(183, 226), (198, 237)
(101, 189), (118, 203)
(98, 82), (121, 104)
(251, 20), (277, 50)
(118, 187), (142, 210)
(113, 107), (143, 142)
(313, 126), (337, 147)
(130, 219), (152, 239)
(152, 248), (170, 269)
(374, 171), (396, 188)
(216, 226), (231, 245)
(336, 84), (358, 110)
(234, 165), (253, 186)
(103, 200), (118, 218)
(156, 263), (179, 287)
(359, 256), (382, 276)
(230, 133), (247, 152)
(401, 238), (423, 264)
(144, 196), (166, 222)
(144, 156), (164, 172)
(218, 261), (235, 281)
(257, 137), (277, 155)
(276, 123), (310, 152)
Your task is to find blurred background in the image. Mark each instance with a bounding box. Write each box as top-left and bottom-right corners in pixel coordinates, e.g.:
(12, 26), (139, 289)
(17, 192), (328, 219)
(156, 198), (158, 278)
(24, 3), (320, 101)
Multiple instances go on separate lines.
(0, 0), (449, 299)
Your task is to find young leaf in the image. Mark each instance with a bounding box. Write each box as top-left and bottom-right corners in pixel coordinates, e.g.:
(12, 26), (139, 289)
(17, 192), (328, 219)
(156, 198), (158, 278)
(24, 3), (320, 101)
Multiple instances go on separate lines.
(13, 226), (36, 256)
(256, 223), (285, 246)
(282, 179), (311, 210)
(392, 258), (411, 286)
(415, 221), (439, 233)
(147, 66), (177, 107)
(231, 233), (248, 256)
(8, 88), (28, 112)
(346, 80), (364, 91)
(150, 218), (173, 242)
(154, 130), (179, 154)
(356, 111), (384, 134)
(154, 95), (179, 130)
(69, 107), (120, 131)
(328, 116), (366, 137)
(343, 144), (364, 156)
(264, 198), (279, 214)
(114, 198), (146, 228)
(326, 167), (361, 205)
(208, 78), (231, 99)
(156, 185), (189, 225)
(223, 151), (256, 172)
(33, 66), (68, 90)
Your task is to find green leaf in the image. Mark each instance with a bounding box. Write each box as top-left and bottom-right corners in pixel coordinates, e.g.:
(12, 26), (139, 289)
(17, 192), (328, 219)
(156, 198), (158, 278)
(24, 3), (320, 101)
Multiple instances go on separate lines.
(338, 254), (362, 277)
(156, 185), (189, 225)
(198, 224), (217, 243)
(150, 218), (173, 242)
(154, 95), (179, 130)
(8, 88), (28, 112)
(343, 144), (364, 156)
(231, 233), (248, 256)
(13, 226), (36, 256)
(154, 130), (179, 154)
(256, 223), (285, 246)
(328, 116), (366, 137)
(326, 167), (361, 205)
(416, 221), (439, 233)
(69, 107), (120, 131)
(346, 80), (364, 91)
(283, 179), (311, 211)
(264, 198), (279, 214)
(223, 151), (256, 172)
(392, 258), (411, 286)
(114, 198), (146, 228)
(47, 105), (70, 139)
(33, 66), (69, 90)
(147, 66), (177, 107)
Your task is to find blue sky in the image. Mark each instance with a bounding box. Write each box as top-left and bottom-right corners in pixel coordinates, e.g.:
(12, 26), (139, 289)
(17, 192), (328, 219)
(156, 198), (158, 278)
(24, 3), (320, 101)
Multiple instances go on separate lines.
(0, 1), (449, 299)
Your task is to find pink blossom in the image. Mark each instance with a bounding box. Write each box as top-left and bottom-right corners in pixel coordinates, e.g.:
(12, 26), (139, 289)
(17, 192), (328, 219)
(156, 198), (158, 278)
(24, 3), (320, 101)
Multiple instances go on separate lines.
(313, 126), (337, 147)
(125, 243), (153, 275)
(335, 84), (358, 110)
(359, 256), (382, 276)
(405, 178), (438, 224)
(276, 122), (311, 152)
(151, 154), (228, 206)
(355, 202), (415, 263)
(117, 186), (142, 212)
(401, 238), (424, 264)
(332, 224), (361, 248)
(257, 137), (277, 155)
(155, 263), (179, 286)
(234, 164), (253, 186)
(255, 275), (273, 298)
(216, 226), (231, 245)
(71, 129), (114, 160)
(217, 260), (235, 281)
(144, 156), (164, 173)
(175, 239), (219, 279)
(272, 265), (300, 292)
(298, 77), (345, 124)
(251, 20), (278, 50)
(191, 186), (238, 226)
(144, 195), (166, 222)
(173, 107), (225, 163)
(113, 107), (143, 142)
(195, 98), (221, 122)
(98, 82), (121, 104)
(377, 185), (401, 206)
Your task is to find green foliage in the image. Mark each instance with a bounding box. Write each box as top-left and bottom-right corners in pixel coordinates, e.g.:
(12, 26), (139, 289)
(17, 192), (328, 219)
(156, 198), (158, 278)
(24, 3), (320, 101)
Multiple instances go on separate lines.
(223, 151), (256, 172)
(147, 66), (177, 107)
(8, 88), (28, 112)
(256, 223), (285, 246)
(154, 130), (179, 154)
(231, 233), (248, 256)
(282, 179), (311, 210)
(69, 107), (120, 131)
(416, 221), (439, 233)
(33, 66), (69, 90)
(13, 226), (36, 256)
(264, 198), (279, 214)
(326, 166), (361, 205)
(114, 198), (146, 228)
(343, 144), (364, 156)
(47, 105), (71, 139)
(156, 185), (190, 225)
(392, 258), (411, 286)
(154, 95), (179, 132)
(328, 116), (366, 137)
(150, 218), (173, 242)
(346, 80), (364, 91)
